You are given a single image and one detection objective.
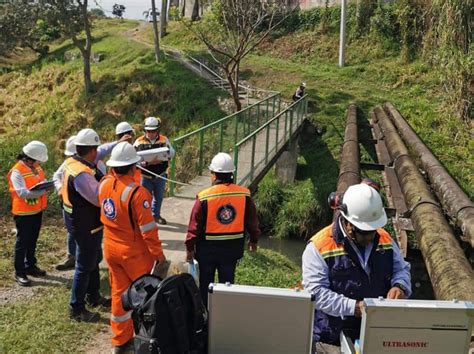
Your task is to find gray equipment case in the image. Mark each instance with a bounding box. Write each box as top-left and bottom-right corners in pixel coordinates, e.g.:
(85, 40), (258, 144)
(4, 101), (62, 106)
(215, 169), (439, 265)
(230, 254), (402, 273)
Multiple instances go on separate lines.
(208, 283), (315, 354)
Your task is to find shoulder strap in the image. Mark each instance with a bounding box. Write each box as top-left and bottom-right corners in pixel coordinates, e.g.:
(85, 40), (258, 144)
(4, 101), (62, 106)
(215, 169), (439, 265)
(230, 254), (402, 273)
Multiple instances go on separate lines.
(163, 287), (191, 353)
(127, 186), (140, 230)
(183, 277), (207, 346)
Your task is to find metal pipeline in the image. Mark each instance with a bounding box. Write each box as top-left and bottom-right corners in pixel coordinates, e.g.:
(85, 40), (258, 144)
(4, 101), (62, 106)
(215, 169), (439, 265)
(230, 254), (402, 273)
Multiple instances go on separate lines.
(337, 104), (360, 193)
(384, 102), (474, 248)
(374, 106), (474, 301)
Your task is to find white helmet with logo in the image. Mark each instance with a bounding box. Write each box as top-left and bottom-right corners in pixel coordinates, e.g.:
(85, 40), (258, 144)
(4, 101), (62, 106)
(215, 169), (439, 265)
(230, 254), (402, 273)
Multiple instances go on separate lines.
(23, 140), (48, 163)
(64, 135), (77, 156)
(75, 128), (101, 146)
(144, 116), (161, 131)
(107, 142), (142, 167)
(208, 152), (235, 173)
(340, 183), (387, 231)
(115, 121), (134, 135)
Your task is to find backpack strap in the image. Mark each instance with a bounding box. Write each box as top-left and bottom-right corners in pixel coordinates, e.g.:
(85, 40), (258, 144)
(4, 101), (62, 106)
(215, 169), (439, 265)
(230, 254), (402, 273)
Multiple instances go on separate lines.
(183, 277), (207, 345)
(164, 288), (191, 353)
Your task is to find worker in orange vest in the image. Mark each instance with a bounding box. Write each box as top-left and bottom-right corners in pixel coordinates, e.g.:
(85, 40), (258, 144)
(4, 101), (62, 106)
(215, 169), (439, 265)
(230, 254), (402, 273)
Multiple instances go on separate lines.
(7, 141), (53, 286)
(185, 152), (261, 307)
(99, 142), (167, 353)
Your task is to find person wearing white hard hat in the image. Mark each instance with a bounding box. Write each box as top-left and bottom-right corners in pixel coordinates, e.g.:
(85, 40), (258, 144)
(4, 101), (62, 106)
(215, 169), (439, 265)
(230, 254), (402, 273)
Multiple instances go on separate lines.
(115, 121), (135, 142)
(7, 141), (53, 286)
(302, 183), (411, 351)
(134, 116), (175, 225)
(99, 142), (167, 352)
(62, 128), (132, 323)
(185, 152), (261, 307)
(292, 81), (306, 102)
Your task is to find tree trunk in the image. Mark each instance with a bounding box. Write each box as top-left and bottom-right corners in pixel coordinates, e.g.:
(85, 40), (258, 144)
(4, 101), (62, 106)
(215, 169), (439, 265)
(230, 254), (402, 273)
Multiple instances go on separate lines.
(226, 67), (242, 112)
(160, 0), (167, 38)
(151, 0), (160, 62)
(78, 0), (93, 93)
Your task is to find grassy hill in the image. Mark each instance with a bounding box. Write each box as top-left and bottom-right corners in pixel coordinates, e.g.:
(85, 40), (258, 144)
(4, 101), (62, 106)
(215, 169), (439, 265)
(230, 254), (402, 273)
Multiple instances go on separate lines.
(0, 19), (227, 214)
(160, 18), (473, 239)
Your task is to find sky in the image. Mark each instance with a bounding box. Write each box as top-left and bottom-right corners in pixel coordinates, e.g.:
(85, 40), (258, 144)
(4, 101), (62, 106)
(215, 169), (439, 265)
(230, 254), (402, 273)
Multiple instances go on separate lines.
(91, 0), (165, 20)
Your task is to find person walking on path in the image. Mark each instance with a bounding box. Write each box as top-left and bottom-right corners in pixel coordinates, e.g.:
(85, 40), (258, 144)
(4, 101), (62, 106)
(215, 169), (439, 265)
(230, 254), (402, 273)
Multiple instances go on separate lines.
(99, 142), (167, 353)
(185, 152), (261, 307)
(134, 116), (175, 225)
(7, 141), (53, 286)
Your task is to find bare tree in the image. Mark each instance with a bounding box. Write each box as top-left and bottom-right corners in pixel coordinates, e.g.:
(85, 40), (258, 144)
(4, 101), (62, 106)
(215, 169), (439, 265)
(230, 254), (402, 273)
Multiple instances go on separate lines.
(185, 0), (296, 111)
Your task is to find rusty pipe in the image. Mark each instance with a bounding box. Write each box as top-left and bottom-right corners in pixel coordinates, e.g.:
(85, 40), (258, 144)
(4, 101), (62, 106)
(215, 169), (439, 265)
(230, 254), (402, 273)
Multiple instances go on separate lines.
(384, 102), (474, 248)
(337, 104), (360, 193)
(374, 106), (474, 301)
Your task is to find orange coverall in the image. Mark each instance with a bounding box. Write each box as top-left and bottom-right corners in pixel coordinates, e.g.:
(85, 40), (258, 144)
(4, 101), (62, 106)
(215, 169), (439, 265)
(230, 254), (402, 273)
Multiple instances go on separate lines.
(99, 172), (164, 346)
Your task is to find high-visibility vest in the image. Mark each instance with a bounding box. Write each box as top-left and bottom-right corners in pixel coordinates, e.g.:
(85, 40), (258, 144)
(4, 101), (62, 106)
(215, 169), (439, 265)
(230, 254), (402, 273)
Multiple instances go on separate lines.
(99, 173), (163, 257)
(8, 161), (47, 216)
(62, 157), (97, 214)
(197, 183), (250, 241)
(134, 134), (169, 176)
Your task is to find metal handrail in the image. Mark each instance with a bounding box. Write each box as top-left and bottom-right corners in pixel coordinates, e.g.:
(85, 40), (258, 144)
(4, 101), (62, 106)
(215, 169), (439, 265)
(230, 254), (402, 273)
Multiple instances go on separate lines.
(233, 95), (308, 185)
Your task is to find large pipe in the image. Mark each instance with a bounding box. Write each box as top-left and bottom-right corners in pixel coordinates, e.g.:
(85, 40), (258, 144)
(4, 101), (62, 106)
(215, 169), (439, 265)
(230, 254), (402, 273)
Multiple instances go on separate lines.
(337, 104), (360, 193)
(374, 106), (474, 301)
(384, 102), (474, 248)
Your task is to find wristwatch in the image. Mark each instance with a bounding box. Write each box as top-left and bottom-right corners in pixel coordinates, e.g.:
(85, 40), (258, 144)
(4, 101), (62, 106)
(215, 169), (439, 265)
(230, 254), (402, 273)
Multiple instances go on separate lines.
(393, 283), (407, 295)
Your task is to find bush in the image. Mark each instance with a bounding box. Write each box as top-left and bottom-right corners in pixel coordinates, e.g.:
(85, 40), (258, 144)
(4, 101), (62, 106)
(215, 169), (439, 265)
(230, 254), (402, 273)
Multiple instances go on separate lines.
(253, 170), (284, 232)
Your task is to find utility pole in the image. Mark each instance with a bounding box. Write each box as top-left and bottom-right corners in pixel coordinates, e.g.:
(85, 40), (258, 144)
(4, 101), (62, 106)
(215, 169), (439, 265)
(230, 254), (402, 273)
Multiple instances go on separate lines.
(338, 0), (347, 67)
(151, 0), (160, 63)
(160, 0), (167, 38)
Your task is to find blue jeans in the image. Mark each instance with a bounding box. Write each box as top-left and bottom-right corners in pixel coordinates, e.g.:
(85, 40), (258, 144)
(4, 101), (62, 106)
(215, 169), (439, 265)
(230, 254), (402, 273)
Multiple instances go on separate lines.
(70, 230), (103, 311)
(141, 175), (166, 218)
(63, 210), (76, 257)
(14, 212), (43, 276)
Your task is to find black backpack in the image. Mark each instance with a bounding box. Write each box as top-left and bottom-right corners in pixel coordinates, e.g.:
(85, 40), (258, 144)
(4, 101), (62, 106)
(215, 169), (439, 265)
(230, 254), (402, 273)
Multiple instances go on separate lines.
(122, 273), (208, 354)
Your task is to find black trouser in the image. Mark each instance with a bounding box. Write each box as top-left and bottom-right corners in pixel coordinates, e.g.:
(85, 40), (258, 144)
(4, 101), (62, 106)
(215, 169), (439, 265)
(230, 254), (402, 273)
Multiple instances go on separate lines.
(14, 212), (43, 276)
(198, 259), (238, 308)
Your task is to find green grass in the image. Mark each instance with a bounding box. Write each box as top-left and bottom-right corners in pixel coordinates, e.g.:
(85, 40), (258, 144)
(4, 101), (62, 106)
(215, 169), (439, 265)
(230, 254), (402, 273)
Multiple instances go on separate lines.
(0, 19), (227, 215)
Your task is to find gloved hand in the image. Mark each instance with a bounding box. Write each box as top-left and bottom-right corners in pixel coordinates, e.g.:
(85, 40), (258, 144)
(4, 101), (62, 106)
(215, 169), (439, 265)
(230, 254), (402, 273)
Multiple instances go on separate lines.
(151, 255), (170, 279)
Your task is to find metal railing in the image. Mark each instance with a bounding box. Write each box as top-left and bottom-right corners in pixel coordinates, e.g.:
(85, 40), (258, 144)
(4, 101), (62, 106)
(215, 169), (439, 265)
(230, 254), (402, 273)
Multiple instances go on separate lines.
(169, 92), (281, 195)
(234, 95), (308, 186)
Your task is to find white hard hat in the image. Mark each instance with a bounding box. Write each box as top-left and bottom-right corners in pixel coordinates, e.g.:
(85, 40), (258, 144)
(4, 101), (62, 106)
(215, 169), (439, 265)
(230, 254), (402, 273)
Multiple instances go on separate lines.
(22, 140), (48, 163)
(208, 152), (235, 173)
(115, 121), (134, 135)
(301, 82), (306, 88)
(64, 135), (77, 156)
(75, 128), (101, 146)
(106, 142), (142, 167)
(144, 116), (161, 130)
(340, 183), (387, 231)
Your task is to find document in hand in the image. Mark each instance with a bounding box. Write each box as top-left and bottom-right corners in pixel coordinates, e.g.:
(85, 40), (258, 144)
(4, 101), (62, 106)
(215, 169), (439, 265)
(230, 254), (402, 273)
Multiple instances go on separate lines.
(137, 147), (170, 162)
(30, 180), (55, 191)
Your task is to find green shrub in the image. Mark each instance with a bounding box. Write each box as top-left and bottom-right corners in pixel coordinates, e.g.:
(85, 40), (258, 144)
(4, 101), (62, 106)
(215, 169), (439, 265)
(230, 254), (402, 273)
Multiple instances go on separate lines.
(253, 170), (284, 232)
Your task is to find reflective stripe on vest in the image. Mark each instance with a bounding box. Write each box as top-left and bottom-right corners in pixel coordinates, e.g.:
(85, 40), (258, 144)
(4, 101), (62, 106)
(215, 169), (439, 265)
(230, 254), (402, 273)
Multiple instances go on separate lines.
(7, 161), (47, 216)
(198, 184), (249, 241)
(62, 157), (95, 212)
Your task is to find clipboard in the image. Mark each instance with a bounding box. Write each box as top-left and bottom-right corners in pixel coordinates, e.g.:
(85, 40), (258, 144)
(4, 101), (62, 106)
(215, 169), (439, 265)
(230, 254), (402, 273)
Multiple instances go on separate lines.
(30, 180), (55, 191)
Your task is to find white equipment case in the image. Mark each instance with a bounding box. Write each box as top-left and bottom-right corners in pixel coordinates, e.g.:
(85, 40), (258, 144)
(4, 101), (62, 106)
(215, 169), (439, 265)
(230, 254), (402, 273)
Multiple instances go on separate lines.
(208, 283), (315, 354)
(341, 298), (474, 354)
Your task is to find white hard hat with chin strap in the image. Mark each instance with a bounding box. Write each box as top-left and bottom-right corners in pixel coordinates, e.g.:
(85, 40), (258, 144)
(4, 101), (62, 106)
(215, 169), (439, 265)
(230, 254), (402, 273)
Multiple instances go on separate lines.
(116, 121), (135, 135)
(23, 141), (48, 163)
(208, 152), (235, 173)
(339, 183), (387, 231)
(64, 135), (77, 156)
(75, 128), (101, 146)
(144, 116), (161, 131)
(107, 142), (142, 167)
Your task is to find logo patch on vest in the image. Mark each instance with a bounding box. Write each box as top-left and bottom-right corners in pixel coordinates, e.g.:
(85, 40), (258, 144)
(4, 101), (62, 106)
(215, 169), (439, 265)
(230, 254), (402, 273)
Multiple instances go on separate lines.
(102, 198), (117, 220)
(143, 200), (150, 209)
(216, 204), (236, 225)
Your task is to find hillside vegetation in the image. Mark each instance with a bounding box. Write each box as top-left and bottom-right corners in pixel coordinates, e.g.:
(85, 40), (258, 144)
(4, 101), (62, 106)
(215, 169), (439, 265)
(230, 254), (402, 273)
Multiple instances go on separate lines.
(0, 19), (226, 214)
(161, 6), (472, 239)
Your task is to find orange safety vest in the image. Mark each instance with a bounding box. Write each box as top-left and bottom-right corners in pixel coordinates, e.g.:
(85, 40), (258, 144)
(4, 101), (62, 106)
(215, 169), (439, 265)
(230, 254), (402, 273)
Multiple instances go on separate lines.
(197, 183), (250, 241)
(62, 157), (96, 213)
(99, 174), (161, 256)
(8, 161), (47, 216)
(134, 134), (168, 148)
(310, 224), (393, 260)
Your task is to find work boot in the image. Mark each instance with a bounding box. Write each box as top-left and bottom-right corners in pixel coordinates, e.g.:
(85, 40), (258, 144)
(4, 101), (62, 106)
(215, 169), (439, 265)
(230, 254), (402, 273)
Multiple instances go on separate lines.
(55, 255), (76, 271)
(25, 265), (46, 277)
(15, 274), (31, 287)
(155, 216), (167, 225)
(70, 308), (100, 323)
(113, 339), (135, 354)
(86, 294), (111, 308)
